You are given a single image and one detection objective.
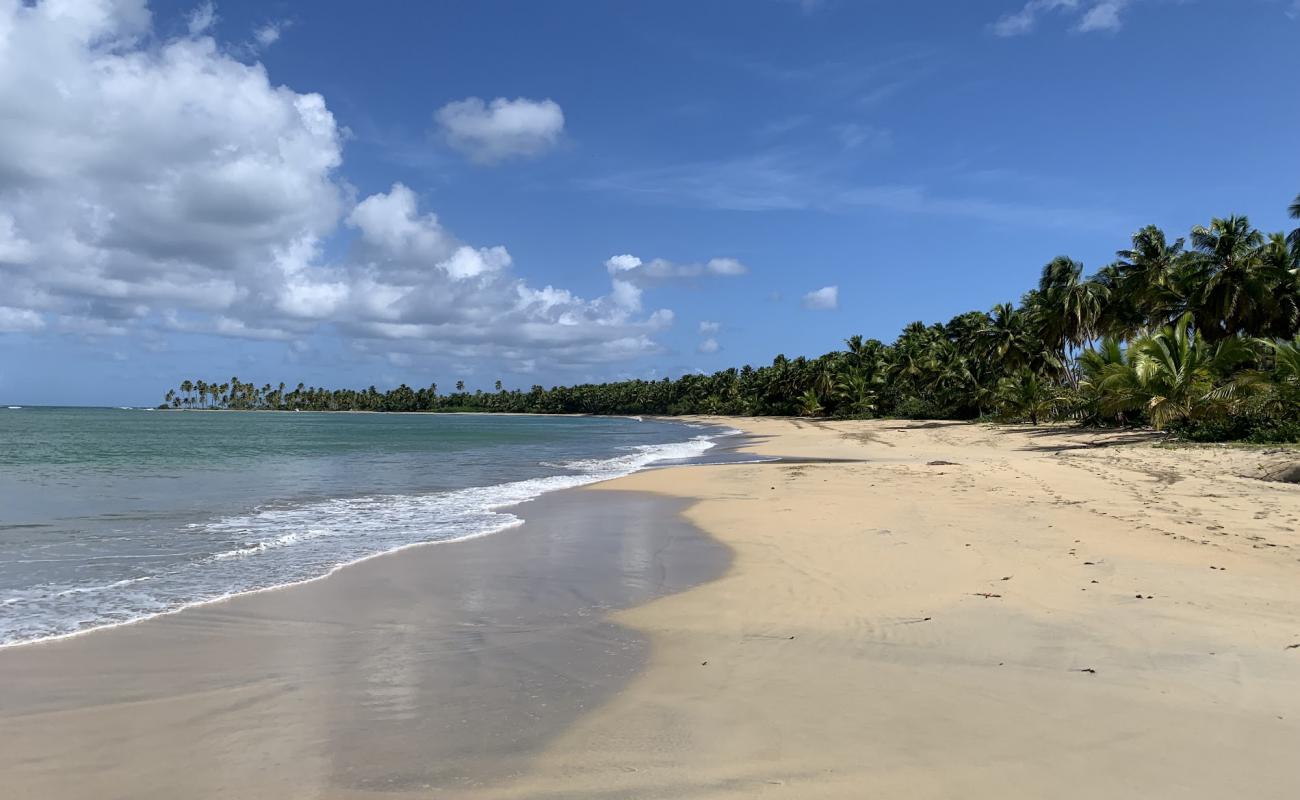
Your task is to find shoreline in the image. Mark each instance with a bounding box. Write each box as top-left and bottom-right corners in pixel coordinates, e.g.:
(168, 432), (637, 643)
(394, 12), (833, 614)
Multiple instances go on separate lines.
(3, 417), (1298, 797)
(495, 417), (1300, 798)
(0, 417), (739, 651)
(0, 484), (732, 798)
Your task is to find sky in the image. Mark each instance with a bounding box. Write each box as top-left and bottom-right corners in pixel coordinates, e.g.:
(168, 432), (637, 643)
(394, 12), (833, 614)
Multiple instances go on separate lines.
(1, 0), (1298, 405)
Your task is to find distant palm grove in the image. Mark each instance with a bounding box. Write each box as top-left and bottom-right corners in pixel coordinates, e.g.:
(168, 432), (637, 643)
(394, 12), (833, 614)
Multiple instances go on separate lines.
(164, 194), (1300, 442)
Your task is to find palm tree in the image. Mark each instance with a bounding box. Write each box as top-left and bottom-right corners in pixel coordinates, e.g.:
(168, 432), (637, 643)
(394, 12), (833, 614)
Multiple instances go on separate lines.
(1235, 337), (1300, 417)
(979, 303), (1040, 372)
(834, 369), (877, 417)
(1029, 256), (1104, 385)
(813, 358), (839, 401)
(455, 380), (465, 392)
(1099, 314), (1255, 429)
(1105, 225), (1188, 338)
(180, 379), (193, 409)
(1188, 215), (1271, 340)
(1075, 338), (1132, 424)
(1288, 192), (1300, 250)
(994, 368), (1059, 425)
(796, 388), (824, 417)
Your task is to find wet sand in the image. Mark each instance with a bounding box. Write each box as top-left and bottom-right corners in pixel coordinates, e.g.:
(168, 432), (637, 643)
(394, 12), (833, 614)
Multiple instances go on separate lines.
(0, 489), (727, 799)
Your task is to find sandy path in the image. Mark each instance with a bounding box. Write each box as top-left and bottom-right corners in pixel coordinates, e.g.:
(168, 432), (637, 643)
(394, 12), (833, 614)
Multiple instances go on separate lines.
(494, 418), (1300, 799)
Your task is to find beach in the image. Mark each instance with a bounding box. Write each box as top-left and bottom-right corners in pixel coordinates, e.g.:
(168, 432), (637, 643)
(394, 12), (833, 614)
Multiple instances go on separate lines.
(4, 418), (1300, 797)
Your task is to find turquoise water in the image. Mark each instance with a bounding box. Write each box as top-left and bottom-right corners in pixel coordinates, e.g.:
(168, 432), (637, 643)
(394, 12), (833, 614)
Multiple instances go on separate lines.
(0, 408), (731, 645)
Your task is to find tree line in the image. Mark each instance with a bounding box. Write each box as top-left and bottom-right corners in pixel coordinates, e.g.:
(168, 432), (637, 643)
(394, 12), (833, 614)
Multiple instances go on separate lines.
(163, 194), (1300, 442)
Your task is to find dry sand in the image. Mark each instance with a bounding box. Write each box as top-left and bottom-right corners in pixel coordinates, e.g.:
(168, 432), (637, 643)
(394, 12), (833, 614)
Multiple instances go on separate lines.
(495, 418), (1300, 799)
(3, 417), (1299, 798)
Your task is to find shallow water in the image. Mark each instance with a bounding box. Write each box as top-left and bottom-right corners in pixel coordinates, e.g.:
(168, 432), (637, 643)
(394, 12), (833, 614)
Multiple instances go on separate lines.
(0, 408), (733, 645)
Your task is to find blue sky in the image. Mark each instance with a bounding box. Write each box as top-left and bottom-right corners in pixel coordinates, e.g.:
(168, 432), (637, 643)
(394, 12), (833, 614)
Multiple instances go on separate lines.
(1, 0), (1298, 405)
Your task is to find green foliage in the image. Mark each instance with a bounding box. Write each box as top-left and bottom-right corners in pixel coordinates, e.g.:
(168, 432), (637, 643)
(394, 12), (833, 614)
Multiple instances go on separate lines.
(161, 195), (1300, 443)
(994, 368), (1061, 424)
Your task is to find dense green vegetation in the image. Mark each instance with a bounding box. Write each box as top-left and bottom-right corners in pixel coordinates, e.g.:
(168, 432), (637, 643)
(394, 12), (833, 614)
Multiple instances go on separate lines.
(163, 195), (1300, 442)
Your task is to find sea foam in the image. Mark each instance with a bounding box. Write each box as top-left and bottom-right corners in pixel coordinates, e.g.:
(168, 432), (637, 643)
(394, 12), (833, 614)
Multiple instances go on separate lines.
(0, 431), (723, 647)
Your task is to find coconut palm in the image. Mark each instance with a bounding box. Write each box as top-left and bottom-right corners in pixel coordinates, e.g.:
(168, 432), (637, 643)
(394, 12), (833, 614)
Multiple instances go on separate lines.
(1188, 215), (1272, 340)
(1103, 225), (1189, 338)
(796, 388), (825, 417)
(994, 368), (1059, 425)
(1099, 315), (1255, 429)
(834, 369), (877, 417)
(1074, 338), (1132, 423)
(1029, 256), (1105, 385)
(1289, 192), (1300, 249)
(979, 303), (1037, 372)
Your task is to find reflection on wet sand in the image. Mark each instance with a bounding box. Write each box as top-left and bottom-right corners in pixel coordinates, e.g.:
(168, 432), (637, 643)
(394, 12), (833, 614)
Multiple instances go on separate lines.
(0, 489), (727, 799)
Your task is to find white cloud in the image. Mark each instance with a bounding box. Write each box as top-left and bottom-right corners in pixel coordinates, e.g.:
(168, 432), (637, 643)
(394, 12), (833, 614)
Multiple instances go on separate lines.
(435, 97), (565, 165)
(187, 2), (216, 36)
(699, 320), (721, 334)
(992, 0), (1133, 36)
(705, 257), (748, 276)
(0, 306), (45, 333)
(439, 245), (511, 281)
(697, 337), (720, 354)
(992, 0), (1077, 35)
(254, 21), (284, 47)
(1076, 0), (1129, 32)
(0, 0), (344, 338)
(801, 285), (839, 310)
(0, 3), (692, 375)
(604, 254), (643, 274)
(605, 254), (749, 283)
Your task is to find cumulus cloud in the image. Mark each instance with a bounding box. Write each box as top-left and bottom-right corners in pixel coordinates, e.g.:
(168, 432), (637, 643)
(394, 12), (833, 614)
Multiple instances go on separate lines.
(801, 286), (839, 310)
(699, 320), (721, 334)
(697, 337), (721, 354)
(0, 2), (690, 375)
(603, 254), (749, 283)
(435, 96), (565, 165)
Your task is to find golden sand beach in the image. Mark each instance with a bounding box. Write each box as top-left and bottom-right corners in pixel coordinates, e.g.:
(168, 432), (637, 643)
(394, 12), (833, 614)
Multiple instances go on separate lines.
(496, 417), (1300, 798)
(3, 418), (1299, 798)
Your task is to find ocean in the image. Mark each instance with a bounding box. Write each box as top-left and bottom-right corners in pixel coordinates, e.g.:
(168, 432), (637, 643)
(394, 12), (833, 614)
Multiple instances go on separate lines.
(0, 408), (734, 646)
